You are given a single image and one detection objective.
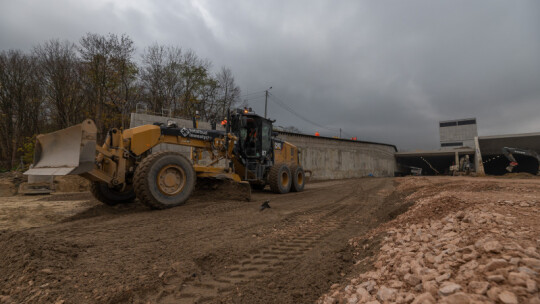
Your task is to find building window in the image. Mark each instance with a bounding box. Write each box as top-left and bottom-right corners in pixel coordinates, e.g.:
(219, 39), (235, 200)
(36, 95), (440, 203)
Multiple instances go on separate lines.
(441, 142), (463, 147)
(439, 121), (457, 127)
(457, 119), (476, 126)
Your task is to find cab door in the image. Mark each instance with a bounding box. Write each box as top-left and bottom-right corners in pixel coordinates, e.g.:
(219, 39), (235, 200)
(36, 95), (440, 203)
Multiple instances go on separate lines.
(261, 120), (272, 158)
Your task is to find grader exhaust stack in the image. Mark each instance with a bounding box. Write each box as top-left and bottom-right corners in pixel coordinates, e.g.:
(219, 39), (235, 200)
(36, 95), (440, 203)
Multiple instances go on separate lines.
(25, 119), (97, 176)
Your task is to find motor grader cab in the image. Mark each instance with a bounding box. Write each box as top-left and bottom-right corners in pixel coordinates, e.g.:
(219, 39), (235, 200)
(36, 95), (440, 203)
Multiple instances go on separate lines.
(24, 109), (306, 209)
(229, 108), (306, 193)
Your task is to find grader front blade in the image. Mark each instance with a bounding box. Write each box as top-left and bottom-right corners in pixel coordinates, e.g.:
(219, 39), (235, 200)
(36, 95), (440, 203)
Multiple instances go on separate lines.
(25, 119), (97, 176)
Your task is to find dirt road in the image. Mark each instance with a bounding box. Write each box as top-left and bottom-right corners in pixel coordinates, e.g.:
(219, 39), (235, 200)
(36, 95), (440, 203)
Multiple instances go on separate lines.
(0, 178), (409, 304)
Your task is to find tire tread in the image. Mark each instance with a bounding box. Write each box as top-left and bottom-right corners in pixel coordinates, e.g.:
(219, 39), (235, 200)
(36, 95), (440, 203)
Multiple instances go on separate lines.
(290, 164), (305, 192)
(268, 163), (291, 194)
(133, 151), (195, 209)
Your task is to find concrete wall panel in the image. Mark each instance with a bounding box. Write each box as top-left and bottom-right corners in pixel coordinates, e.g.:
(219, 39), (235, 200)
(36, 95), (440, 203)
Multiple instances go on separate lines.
(276, 133), (396, 180)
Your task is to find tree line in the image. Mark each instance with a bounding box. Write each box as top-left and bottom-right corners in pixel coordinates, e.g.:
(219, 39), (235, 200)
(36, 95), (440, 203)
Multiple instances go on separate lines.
(0, 33), (241, 169)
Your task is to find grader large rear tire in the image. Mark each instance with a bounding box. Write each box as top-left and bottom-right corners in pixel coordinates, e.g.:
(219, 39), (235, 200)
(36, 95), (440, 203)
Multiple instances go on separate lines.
(134, 151), (196, 209)
(90, 182), (136, 206)
(268, 163), (292, 194)
(290, 164), (305, 192)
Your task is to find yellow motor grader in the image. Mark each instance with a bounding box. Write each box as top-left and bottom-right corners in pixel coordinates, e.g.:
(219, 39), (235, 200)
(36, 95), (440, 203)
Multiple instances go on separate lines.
(25, 109), (306, 209)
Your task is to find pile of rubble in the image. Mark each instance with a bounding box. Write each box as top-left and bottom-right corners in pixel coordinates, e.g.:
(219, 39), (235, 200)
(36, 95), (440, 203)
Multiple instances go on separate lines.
(319, 177), (540, 304)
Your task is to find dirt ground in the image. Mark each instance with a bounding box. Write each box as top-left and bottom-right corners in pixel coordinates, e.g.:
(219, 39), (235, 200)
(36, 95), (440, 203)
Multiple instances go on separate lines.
(0, 178), (409, 304)
(320, 176), (540, 304)
(0, 172), (90, 197)
(0, 176), (538, 304)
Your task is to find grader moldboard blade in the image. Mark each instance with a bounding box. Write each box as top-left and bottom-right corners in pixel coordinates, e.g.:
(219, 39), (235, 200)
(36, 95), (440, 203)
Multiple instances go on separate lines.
(194, 178), (252, 202)
(25, 119), (97, 176)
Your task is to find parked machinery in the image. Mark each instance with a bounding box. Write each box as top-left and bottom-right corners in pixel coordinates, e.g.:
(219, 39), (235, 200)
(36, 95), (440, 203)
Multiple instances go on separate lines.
(502, 147), (540, 175)
(25, 109), (307, 209)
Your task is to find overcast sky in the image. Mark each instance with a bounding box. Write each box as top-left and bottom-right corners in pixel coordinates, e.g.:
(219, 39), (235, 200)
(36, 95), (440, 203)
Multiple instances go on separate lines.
(1, 0), (539, 150)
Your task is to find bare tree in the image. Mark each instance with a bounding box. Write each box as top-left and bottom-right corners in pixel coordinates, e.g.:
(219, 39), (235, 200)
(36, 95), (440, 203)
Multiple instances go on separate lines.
(34, 39), (85, 129)
(199, 77), (219, 121)
(140, 44), (166, 112)
(79, 33), (136, 137)
(141, 46), (215, 118)
(214, 66), (241, 118)
(0, 50), (43, 167)
(109, 34), (137, 129)
(140, 45), (184, 114)
(180, 50), (211, 117)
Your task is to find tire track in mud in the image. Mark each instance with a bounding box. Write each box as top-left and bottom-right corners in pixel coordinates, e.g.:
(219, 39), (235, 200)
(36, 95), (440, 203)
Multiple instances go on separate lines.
(58, 185), (355, 257)
(226, 187), (358, 235)
(151, 184), (369, 303)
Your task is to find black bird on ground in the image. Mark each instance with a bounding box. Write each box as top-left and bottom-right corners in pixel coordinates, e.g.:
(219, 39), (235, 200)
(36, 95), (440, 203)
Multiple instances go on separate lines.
(260, 200), (270, 211)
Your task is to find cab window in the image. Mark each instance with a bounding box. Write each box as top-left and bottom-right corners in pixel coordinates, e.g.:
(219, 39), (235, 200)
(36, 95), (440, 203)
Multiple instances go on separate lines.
(261, 122), (271, 153)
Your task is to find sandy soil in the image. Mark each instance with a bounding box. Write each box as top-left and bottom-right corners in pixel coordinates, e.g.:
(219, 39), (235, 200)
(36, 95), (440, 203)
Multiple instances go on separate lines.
(0, 193), (96, 231)
(0, 172), (90, 197)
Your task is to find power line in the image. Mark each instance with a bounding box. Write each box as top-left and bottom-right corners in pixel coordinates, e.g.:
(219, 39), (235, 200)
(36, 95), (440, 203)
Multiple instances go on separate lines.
(267, 93), (361, 139)
(268, 92), (338, 132)
(239, 90), (267, 98)
(341, 130), (355, 138)
(242, 95), (266, 102)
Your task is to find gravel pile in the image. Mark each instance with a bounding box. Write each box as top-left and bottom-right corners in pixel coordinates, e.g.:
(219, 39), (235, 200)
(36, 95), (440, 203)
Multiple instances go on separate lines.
(319, 178), (540, 304)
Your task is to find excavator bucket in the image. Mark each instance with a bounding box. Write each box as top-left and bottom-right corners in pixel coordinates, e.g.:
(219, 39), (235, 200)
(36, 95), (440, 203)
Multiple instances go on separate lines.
(25, 119), (97, 176)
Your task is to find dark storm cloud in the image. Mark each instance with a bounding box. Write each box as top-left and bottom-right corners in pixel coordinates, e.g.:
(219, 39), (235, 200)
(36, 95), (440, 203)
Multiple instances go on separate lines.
(1, 0), (539, 150)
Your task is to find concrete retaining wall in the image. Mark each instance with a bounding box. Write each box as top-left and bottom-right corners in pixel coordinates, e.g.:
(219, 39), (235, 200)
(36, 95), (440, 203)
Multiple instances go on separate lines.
(130, 113), (397, 180)
(276, 132), (396, 180)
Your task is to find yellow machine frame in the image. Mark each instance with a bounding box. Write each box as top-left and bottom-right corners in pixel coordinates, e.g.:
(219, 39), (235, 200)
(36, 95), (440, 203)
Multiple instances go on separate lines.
(82, 124), (242, 188)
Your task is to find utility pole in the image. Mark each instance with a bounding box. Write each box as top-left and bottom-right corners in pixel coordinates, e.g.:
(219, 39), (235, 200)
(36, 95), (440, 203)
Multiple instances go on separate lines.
(264, 86), (272, 118)
(339, 128), (342, 138)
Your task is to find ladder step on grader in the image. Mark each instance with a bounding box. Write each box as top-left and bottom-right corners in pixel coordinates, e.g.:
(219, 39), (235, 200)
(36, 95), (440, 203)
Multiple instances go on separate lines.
(25, 108), (308, 209)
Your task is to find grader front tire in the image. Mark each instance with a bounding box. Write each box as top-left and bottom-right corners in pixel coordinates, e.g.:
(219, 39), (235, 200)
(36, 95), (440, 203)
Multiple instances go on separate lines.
(90, 182), (136, 206)
(269, 163), (292, 194)
(134, 152), (196, 209)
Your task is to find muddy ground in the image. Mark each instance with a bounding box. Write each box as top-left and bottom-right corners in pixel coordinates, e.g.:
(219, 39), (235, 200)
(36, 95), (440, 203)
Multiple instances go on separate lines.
(0, 178), (409, 304)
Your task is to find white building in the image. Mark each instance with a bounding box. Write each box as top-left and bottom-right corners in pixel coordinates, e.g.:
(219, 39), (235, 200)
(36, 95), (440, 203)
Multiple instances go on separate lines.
(439, 118), (478, 149)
